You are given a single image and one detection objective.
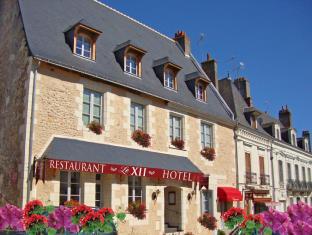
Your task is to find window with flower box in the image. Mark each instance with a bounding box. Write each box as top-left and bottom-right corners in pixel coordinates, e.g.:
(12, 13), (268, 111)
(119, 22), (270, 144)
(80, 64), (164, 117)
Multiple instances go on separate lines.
(201, 190), (213, 214)
(82, 88), (103, 126)
(59, 171), (80, 205)
(130, 102), (145, 132)
(201, 122), (213, 148)
(169, 115), (183, 141)
(128, 176), (143, 204)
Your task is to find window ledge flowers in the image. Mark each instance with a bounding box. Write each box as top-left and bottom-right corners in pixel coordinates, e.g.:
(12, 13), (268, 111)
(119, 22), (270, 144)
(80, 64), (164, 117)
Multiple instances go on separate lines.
(127, 202), (147, 220)
(171, 138), (185, 150)
(222, 207), (245, 229)
(198, 213), (217, 230)
(131, 130), (151, 147)
(88, 121), (104, 135)
(200, 147), (216, 161)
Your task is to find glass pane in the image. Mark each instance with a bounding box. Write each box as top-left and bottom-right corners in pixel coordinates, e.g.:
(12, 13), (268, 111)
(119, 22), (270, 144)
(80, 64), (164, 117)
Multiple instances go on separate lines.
(84, 50), (90, 58)
(93, 105), (101, 117)
(60, 196), (67, 205)
(83, 115), (90, 126)
(76, 47), (82, 55)
(96, 193), (101, 201)
(134, 197), (142, 203)
(128, 176), (134, 185)
(128, 188), (133, 197)
(134, 177), (141, 186)
(137, 116), (143, 130)
(96, 184), (101, 192)
(83, 90), (91, 103)
(83, 103), (90, 114)
(95, 200), (100, 208)
(60, 171), (68, 183)
(135, 188), (142, 197)
(77, 37), (83, 47)
(71, 172), (80, 182)
(60, 183), (68, 194)
(96, 174), (101, 181)
(93, 117), (100, 124)
(71, 196), (80, 202)
(71, 184), (80, 195)
(93, 93), (102, 105)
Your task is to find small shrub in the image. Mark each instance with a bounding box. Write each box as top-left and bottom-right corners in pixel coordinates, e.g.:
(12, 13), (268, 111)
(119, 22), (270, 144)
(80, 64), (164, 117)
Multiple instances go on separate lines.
(200, 147), (216, 161)
(198, 213), (217, 230)
(127, 202), (147, 220)
(88, 121), (103, 135)
(171, 138), (185, 150)
(131, 130), (151, 147)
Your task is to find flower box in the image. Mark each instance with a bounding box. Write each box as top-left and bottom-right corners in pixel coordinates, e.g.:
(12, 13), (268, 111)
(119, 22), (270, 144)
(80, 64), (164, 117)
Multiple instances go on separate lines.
(200, 147), (216, 161)
(131, 130), (151, 147)
(171, 138), (185, 150)
(198, 213), (217, 230)
(127, 202), (146, 220)
(87, 121), (103, 135)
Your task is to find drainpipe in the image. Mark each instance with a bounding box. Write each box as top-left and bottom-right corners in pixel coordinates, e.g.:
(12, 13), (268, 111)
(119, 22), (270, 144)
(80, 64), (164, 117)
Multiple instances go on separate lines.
(234, 121), (241, 208)
(270, 141), (276, 202)
(26, 61), (40, 203)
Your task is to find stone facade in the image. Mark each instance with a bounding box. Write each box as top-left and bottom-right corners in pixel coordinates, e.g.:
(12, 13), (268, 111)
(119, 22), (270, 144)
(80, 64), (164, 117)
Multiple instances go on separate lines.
(0, 0), (32, 207)
(27, 62), (236, 234)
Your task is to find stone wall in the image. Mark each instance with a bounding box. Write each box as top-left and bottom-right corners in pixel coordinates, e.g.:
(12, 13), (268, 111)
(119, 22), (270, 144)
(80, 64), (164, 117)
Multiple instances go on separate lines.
(0, 0), (32, 207)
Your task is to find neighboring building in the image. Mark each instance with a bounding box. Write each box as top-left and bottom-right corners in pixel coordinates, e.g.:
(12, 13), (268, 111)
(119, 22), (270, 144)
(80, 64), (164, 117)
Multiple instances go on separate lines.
(0, 0), (241, 234)
(218, 74), (312, 213)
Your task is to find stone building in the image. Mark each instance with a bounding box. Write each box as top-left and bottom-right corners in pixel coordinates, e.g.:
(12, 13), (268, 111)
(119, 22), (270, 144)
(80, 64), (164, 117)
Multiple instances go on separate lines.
(0, 0), (241, 234)
(218, 74), (312, 214)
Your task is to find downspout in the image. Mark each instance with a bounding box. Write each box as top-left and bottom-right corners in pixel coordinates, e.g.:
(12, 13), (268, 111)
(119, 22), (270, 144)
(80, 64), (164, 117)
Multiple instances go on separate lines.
(270, 140), (276, 202)
(234, 123), (239, 189)
(26, 61), (40, 203)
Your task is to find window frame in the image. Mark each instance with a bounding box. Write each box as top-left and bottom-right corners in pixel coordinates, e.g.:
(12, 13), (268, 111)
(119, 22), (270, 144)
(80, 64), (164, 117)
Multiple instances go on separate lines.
(164, 68), (176, 90)
(278, 160), (284, 186)
(130, 102), (145, 132)
(59, 171), (81, 205)
(95, 174), (103, 208)
(169, 114), (183, 141)
(200, 122), (213, 148)
(128, 176), (143, 204)
(125, 53), (139, 76)
(75, 33), (93, 59)
(201, 189), (213, 215)
(82, 88), (103, 126)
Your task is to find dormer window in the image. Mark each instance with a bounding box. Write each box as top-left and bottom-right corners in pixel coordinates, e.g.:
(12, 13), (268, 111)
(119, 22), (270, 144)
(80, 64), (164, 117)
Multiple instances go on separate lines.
(114, 40), (146, 78)
(195, 81), (205, 101)
(76, 34), (92, 59)
(164, 68), (175, 89)
(65, 20), (102, 61)
(125, 53), (138, 75)
(292, 133), (297, 146)
(251, 115), (257, 129)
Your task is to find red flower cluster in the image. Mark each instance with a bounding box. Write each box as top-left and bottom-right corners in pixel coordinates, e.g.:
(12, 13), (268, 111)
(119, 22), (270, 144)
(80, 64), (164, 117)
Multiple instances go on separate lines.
(241, 214), (263, 228)
(72, 204), (93, 217)
(24, 214), (47, 229)
(64, 199), (80, 207)
(198, 213), (218, 230)
(222, 207), (245, 222)
(88, 121), (104, 135)
(98, 207), (114, 217)
(127, 202), (147, 220)
(80, 211), (104, 227)
(23, 200), (43, 218)
(131, 130), (151, 148)
(171, 138), (185, 150)
(200, 147), (216, 161)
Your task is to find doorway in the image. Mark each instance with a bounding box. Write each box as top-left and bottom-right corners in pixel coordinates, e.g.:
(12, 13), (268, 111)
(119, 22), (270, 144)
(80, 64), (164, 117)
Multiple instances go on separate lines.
(164, 186), (182, 232)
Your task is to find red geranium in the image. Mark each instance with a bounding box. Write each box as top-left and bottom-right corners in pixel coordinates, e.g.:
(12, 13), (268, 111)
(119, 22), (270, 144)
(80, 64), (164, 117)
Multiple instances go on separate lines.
(222, 207), (245, 222)
(24, 214), (47, 229)
(80, 211), (104, 227)
(98, 207), (114, 217)
(241, 214), (263, 228)
(23, 200), (44, 218)
(71, 204), (92, 217)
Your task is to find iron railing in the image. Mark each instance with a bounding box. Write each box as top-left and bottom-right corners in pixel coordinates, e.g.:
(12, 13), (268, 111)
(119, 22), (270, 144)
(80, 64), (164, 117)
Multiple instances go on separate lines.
(259, 174), (270, 185)
(245, 172), (257, 184)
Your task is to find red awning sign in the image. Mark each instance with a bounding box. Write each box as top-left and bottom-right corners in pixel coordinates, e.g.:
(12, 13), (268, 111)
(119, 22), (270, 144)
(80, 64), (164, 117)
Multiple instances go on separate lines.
(47, 159), (202, 182)
(217, 187), (243, 202)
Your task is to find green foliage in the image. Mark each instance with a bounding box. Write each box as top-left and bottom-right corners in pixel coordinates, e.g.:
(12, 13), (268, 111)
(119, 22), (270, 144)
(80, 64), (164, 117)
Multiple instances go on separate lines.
(217, 229), (226, 235)
(116, 212), (126, 221)
(26, 223), (46, 235)
(47, 227), (57, 235)
(224, 215), (244, 229)
(263, 227), (273, 235)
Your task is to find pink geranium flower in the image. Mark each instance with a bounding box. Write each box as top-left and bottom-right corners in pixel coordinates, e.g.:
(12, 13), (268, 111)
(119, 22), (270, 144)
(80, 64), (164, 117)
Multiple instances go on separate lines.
(0, 204), (24, 231)
(48, 206), (79, 233)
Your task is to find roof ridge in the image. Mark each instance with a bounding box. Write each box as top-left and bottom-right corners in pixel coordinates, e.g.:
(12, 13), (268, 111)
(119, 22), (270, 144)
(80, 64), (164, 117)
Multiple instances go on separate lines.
(93, 0), (175, 43)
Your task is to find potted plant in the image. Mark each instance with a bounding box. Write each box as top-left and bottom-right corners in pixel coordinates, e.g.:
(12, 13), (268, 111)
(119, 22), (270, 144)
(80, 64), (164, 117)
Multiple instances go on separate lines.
(0, 204), (24, 234)
(127, 202), (147, 220)
(198, 213), (217, 230)
(200, 147), (216, 161)
(88, 121), (104, 135)
(240, 214), (264, 235)
(131, 130), (151, 147)
(171, 138), (185, 150)
(222, 207), (245, 230)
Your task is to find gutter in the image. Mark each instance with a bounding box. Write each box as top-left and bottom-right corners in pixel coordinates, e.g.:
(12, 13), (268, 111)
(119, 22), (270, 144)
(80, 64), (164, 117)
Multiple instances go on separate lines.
(26, 61), (40, 203)
(270, 141), (276, 202)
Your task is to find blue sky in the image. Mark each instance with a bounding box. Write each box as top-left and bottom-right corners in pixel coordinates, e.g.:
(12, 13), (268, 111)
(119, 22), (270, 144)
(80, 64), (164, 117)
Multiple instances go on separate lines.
(101, 0), (312, 134)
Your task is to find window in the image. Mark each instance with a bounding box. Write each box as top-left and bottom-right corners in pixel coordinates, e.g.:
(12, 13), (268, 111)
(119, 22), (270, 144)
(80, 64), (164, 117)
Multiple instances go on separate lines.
(287, 163), (292, 180)
(130, 102), (145, 132)
(201, 190), (213, 214)
(76, 35), (92, 59)
(278, 160), (284, 186)
(196, 82), (205, 101)
(164, 69), (175, 89)
(169, 115), (183, 141)
(308, 168), (311, 182)
(251, 115), (257, 129)
(59, 172), (80, 205)
(82, 89), (102, 126)
(125, 53), (138, 75)
(302, 167), (306, 182)
(95, 174), (102, 208)
(128, 176), (143, 204)
(201, 122), (213, 148)
(295, 164), (299, 181)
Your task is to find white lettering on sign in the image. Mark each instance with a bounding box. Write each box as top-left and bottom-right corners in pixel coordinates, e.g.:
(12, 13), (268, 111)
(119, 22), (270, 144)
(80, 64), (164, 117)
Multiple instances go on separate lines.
(48, 159), (106, 174)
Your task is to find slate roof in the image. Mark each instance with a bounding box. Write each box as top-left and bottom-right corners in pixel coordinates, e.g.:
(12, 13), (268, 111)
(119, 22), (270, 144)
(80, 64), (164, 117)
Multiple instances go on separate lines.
(18, 0), (233, 125)
(44, 137), (202, 173)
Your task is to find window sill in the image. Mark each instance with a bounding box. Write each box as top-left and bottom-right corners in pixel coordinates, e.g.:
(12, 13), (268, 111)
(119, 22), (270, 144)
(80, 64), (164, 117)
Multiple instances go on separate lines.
(73, 53), (95, 62)
(124, 71), (141, 79)
(169, 145), (187, 151)
(164, 86), (178, 92)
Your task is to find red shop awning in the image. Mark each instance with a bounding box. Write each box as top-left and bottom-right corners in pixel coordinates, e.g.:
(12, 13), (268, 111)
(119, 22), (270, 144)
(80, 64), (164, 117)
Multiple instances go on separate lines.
(43, 137), (203, 182)
(217, 187), (243, 202)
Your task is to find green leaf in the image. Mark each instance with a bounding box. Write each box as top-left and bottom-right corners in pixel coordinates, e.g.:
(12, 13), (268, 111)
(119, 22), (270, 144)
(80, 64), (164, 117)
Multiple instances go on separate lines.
(263, 227), (273, 235)
(47, 228), (57, 235)
(246, 220), (256, 229)
(116, 212), (126, 221)
(45, 205), (55, 213)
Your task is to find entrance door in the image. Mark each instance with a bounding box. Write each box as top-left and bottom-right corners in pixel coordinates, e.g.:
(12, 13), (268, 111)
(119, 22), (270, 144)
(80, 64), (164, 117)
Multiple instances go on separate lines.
(164, 186), (182, 232)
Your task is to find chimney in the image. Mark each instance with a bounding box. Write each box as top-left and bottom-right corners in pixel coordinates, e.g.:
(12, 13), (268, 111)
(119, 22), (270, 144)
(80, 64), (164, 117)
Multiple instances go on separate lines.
(278, 105), (292, 128)
(234, 77), (252, 107)
(201, 53), (218, 90)
(174, 31), (191, 57)
(303, 130), (311, 152)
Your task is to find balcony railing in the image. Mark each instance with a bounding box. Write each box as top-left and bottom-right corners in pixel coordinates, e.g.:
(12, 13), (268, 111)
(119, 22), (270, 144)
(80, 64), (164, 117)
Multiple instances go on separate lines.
(287, 179), (311, 192)
(259, 174), (270, 185)
(245, 172), (257, 184)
